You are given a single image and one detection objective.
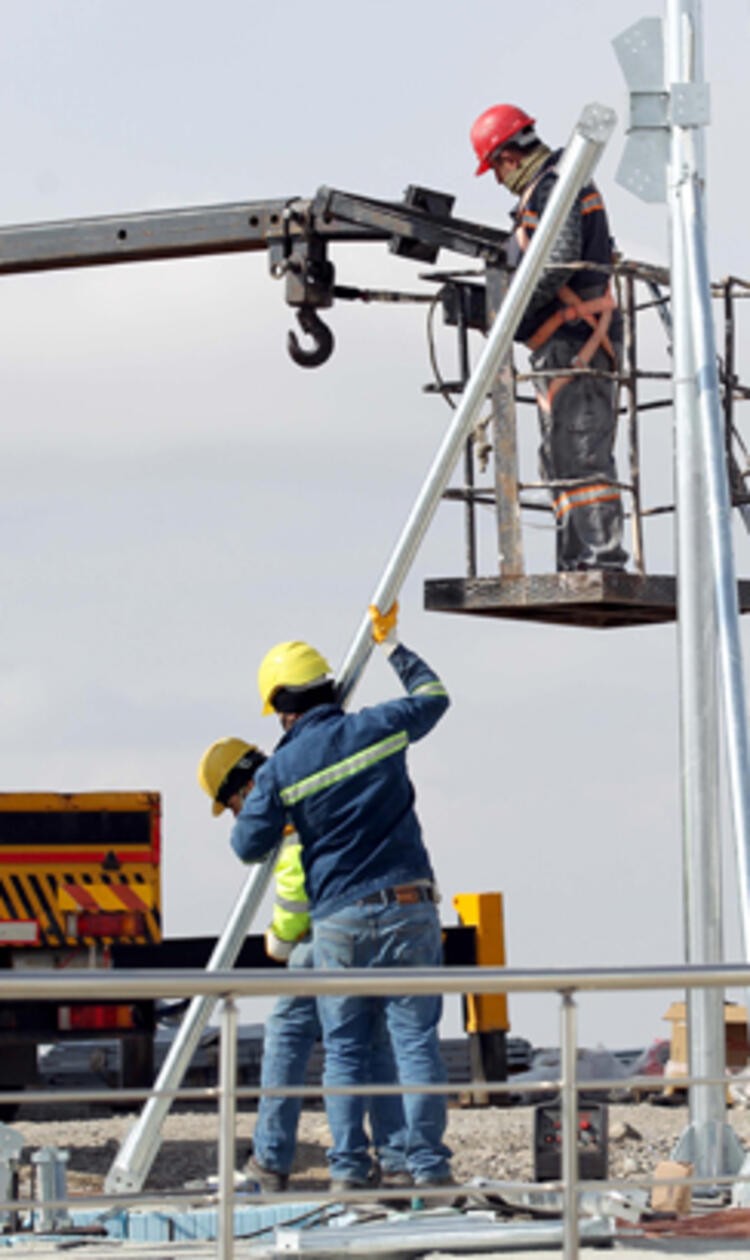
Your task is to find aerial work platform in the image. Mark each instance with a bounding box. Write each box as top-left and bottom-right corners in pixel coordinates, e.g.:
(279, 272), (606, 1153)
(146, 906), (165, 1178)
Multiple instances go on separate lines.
(426, 571), (750, 630)
(423, 263), (750, 628)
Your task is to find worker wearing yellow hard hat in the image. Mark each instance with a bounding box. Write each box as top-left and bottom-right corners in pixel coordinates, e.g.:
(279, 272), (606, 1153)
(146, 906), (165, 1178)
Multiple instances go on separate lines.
(229, 603), (458, 1198)
(257, 641), (332, 717)
(197, 737), (267, 817)
(197, 733), (407, 1196)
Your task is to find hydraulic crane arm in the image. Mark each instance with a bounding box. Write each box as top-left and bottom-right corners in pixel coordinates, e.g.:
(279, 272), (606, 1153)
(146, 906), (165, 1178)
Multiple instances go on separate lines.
(0, 185), (508, 366)
(312, 185), (508, 263)
(0, 186), (507, 272)
(0, 196), (366, 272)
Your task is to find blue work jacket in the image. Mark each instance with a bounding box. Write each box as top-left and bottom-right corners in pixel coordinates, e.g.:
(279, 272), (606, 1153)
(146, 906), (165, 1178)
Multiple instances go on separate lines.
(231, 643), (450, 919)
(507, 149), (616, 345)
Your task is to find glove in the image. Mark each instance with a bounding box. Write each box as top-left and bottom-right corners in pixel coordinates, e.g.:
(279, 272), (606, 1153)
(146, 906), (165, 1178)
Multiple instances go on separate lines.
(264, 928), (295, 962)
(369, 601), (399, 651)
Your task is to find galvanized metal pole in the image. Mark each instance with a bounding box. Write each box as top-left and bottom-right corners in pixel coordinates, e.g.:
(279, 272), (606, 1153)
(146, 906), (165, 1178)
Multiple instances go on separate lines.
(104, 857), (275, 1193)
(560, 992), (580, 1260)
(217, 996), (238, 1260)
(681, 179), (750, 980)
(105, 99), (616, 1196)
(457, 288), (478, 578)
(666, 0), (743, 1181)
(486, 262), (524, 576)
(668, 0), (723, 1173)
(623, 272), (645, 573)
(337, 102), (617, 702)
(679, 168), (750, 1182)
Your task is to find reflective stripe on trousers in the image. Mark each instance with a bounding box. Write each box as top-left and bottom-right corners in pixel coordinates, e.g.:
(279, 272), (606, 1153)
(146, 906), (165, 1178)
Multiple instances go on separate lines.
(531, 333), (627, 572)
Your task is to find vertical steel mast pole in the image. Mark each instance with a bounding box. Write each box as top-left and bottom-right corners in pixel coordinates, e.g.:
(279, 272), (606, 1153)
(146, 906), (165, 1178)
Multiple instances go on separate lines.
(668, 0), (724, 1178)
(667, 0), (745, 1181)
(106, 101), (616, 1196)
(682, 178), (750, 977)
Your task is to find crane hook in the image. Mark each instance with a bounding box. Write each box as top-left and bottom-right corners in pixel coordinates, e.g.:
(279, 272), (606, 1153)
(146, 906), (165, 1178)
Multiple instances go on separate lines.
(287, 305), (335, 368)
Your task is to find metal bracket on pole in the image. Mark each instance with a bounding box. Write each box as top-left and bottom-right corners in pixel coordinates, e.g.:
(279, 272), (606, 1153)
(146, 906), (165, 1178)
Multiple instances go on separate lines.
(613, 16), (710, 204)
(105, 100), (616, 1196)
(614, 18), (669, 203)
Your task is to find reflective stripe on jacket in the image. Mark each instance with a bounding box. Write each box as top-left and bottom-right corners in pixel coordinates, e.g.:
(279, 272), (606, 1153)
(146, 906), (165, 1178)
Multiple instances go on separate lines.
(230, 643), (449, 919)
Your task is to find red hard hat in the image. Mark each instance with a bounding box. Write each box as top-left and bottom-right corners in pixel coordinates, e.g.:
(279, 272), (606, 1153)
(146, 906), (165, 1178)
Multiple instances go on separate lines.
(470, 104), (536, 176)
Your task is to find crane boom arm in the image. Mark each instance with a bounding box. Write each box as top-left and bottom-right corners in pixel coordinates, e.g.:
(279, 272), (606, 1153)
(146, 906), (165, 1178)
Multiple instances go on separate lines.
(0, 186), (506, 275)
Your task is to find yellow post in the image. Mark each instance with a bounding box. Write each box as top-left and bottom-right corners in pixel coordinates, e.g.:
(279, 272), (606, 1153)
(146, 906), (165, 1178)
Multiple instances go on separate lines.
(453, 891), (509, 1033)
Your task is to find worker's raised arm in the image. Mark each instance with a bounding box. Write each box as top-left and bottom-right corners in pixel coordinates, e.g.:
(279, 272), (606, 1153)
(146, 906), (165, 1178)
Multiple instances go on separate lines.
(368, 602), (450, 742)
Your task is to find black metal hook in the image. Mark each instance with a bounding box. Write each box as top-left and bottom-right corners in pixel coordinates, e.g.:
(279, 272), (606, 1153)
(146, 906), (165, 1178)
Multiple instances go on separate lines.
(287, 305), (335, 368)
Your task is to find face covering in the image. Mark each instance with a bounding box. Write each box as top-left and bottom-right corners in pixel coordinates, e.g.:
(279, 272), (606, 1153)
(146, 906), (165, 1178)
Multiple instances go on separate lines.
(501, 143), (552, 195)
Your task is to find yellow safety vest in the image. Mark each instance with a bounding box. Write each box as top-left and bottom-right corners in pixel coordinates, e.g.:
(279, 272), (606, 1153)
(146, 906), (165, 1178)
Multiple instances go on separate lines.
(265, 829), (310, 962)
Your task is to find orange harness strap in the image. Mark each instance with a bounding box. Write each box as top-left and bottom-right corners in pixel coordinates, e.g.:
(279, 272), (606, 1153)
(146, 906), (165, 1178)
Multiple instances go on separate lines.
(532, 285), (616, 413)
(526, 284), (616, 356)
(514, 170), (618, 413)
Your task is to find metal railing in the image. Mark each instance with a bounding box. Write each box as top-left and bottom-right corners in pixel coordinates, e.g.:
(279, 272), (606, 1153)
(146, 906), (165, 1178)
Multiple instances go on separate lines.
(2, 961), (750, 1258)
(435, 253), (750, 585)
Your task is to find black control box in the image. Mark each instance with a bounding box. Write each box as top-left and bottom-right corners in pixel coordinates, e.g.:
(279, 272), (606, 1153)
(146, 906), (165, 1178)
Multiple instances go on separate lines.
(533, 1097), (608, 1181)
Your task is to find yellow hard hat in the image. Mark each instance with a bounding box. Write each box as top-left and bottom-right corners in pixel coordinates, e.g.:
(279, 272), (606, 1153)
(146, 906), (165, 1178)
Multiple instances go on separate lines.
(197, 737), (265, 817)
(257, 641), (332, 716)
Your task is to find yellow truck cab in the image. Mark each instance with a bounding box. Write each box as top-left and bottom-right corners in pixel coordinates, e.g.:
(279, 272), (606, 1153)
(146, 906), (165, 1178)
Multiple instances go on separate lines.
(0, 791), (161, 1113)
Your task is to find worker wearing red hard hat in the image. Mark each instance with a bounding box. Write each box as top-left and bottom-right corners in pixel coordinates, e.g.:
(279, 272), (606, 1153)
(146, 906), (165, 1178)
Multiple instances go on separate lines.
(470, 104), (627, 573)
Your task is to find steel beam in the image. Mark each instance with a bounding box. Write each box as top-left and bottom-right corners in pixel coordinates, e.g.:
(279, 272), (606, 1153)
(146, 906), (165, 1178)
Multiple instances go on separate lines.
(0, 188), (507, 277)
(0, 200), (312, 273)
(311, 187), (508, 263)
(486, 262), (524, 575)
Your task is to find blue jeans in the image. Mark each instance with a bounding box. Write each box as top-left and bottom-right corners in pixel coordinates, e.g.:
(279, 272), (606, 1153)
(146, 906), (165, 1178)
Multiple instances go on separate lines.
(313, 898), (452, 1184)
(252, 938), (407, 1175)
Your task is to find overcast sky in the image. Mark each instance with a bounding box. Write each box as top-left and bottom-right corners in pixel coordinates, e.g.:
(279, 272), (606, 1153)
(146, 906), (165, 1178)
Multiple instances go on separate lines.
(2, 0), (750, 1052)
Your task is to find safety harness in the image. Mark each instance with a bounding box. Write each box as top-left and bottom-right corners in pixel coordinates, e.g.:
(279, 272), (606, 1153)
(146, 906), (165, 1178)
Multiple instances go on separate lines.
(515, 179), (617, 412)
(514, 169), (621, 528)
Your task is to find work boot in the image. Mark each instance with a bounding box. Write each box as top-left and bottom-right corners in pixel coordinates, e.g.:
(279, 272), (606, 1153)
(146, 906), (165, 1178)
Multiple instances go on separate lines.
(413, 1175), (466, 1209)
(377, 1168), (414, 1209)
(330, 1167), (379, 1197)
(244, 1154), (289, 1193)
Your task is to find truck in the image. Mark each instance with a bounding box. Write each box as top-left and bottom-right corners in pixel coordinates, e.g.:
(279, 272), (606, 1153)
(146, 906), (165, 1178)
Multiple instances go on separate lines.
(0, 790), (512, 1118)
(0, 790), (161, 1114)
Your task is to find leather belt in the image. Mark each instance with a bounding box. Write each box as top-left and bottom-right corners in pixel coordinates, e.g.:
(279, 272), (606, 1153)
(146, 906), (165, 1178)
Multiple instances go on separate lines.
(358, 884), (436, 907)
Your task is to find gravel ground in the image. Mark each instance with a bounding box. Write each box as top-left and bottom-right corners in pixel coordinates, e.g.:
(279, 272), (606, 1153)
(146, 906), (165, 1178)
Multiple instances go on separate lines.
(9, 1098), (750, 1199)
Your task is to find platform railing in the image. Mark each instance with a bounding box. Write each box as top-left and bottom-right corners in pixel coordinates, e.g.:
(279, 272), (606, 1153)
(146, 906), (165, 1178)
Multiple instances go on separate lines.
(437, 255), (750, 585)
(2, 962), (750, 1258)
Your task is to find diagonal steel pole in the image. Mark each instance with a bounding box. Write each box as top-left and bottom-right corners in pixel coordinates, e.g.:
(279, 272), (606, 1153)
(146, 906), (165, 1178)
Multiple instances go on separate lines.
(105, 100), (616, 1195)
(337, 102), (617, 700)
(105, 857), (276, 1193)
